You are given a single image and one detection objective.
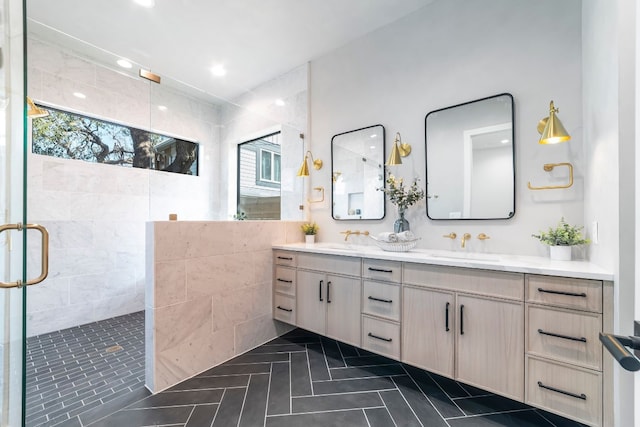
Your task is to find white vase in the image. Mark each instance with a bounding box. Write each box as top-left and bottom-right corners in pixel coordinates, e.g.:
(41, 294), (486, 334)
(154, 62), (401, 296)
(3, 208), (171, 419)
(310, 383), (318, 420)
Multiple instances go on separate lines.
(549, 245), (572, 261)
(305, 235), (315, 245)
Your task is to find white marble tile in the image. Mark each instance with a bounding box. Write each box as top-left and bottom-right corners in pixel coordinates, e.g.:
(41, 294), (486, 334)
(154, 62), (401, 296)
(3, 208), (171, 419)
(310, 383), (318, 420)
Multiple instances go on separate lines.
(26, 302), (95, 337)
(101, 269), (138, 299)
(26, 277), (70, 314)
(69, 274), (107, 305)
(44, 220), (94, 249)
(185, 253), (254, 299)
(210, 283), (271, 333)
(235, 314), (295, 355)
(154, 260), (187, 308)
(95, 66), (150, 104)
(233, 221), (282, 253)
(252, 250), (274, 285)
(92, 292), (144, 321)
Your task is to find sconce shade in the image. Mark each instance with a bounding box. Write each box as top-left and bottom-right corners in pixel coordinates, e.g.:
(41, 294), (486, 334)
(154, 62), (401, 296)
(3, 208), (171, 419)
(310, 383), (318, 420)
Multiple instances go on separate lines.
(297, 156), (310, 177)
(296, 151), (323, 177)
(386, 141), (402, 165)
(538, 101), (570, 144)
(26, 96), (49, 118)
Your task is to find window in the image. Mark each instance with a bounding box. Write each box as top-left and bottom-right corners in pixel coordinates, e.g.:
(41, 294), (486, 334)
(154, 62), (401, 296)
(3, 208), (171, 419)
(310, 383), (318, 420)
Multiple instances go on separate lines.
(237, 132), (281, 220)
(31, 104), (198, 175)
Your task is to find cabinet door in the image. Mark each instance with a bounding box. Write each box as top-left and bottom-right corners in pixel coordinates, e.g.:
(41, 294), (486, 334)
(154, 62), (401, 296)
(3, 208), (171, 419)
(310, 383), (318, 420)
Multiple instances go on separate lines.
(326, 274), (361, 347)
(457, 294), (524, 401)
(297, 270), (327, 335)
(402, 286), (455, 378)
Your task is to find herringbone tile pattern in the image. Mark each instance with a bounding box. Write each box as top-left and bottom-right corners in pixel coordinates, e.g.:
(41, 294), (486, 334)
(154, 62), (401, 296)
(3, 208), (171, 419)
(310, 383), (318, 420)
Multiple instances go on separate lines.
(86, 328), (586, 427)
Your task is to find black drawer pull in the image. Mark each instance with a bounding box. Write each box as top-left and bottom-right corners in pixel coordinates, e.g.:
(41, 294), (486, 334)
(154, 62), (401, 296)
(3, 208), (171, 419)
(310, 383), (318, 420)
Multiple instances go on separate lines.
(537, 381), (586, 400)
(277, 278), (293, 283)
(537, 288), (587, 298)
(460, 304), (465, 335)
(277, 256), (293, 261)
(327, 281), (332, 303)
(319, 280), (324, 302)
(368, 296), (392, 304)
(445, 302), (450, 332)
(538, 329), (587, 343)
(276, 306), (293, 312)
(368, 267), (393, 273)
(368, 332), (392, 342)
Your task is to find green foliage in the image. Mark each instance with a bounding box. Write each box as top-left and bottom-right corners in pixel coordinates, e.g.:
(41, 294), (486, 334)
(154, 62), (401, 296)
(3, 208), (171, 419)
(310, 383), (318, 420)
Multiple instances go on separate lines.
(378, 174), (425, 211)
(301, 222), (319, 235)
(532, 218), (590, 246)
(233, 211), (247, 221)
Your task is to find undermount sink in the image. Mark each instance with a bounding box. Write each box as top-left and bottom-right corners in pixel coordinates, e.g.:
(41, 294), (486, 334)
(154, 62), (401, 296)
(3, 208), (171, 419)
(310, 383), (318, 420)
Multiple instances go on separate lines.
(428, 252), (501, 263)
(317, 243), (358, 251)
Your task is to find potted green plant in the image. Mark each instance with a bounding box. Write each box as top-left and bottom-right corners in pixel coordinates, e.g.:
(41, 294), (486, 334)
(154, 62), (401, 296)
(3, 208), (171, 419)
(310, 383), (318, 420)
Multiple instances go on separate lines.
(301, 222), (319, 244)
(532, 218), (590, 260)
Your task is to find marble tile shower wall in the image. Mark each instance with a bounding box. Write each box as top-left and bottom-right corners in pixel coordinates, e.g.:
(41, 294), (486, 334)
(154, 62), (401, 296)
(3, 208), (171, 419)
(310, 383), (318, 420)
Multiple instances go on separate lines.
(145, 220), (303, 392)
(26, 37), (220, 337)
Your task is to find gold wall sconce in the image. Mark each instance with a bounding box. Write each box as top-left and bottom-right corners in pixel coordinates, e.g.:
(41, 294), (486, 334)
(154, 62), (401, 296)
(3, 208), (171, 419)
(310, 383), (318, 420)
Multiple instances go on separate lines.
(386, 132), (412, 165)
(527, 162), (574, 190)
(296, 133), (323, 177)
(538, 100), (571, 145)
(26, 96), (49, 118)
(528, 101), (574, 190)
(308, 186), (325, 203)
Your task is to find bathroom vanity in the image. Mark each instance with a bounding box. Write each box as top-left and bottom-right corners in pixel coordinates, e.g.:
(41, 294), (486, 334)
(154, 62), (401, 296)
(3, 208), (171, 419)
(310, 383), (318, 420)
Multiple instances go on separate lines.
(272, 243), (614, 427)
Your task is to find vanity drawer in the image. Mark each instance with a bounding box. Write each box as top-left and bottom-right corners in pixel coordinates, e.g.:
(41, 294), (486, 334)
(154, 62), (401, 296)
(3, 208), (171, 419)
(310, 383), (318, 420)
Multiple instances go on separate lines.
(362, 315), (400, 359)
(274, 251), (296, 267)
(526, 356), (602, 426)
(526, 275), (602, 313)
(273, 294), (296, 325)
(527, 305), (602, 370)
(274, 266), (295, 296)
(297, 253), (361, 277)
(362, 280), (401, 321)
(403, 263), (524, 301)
(363, 259), (402, 283)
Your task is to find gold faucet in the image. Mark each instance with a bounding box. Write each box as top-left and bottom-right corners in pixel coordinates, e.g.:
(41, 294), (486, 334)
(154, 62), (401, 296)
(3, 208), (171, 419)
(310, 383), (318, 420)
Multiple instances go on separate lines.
(340, 230), (369, 241)
(442, 232), (457, 240)
(477, 233), (491, 241)
(461, 233), (471, 248)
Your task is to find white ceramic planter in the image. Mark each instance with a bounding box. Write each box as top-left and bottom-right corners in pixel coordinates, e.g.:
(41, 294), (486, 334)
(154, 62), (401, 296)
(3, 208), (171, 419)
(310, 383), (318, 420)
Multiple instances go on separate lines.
(305, 235), (315, 245)
(549, 245), (572, 261)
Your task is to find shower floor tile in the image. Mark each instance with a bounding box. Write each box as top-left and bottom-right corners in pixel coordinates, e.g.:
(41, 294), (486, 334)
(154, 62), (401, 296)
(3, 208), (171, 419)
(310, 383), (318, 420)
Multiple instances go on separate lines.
(26, 311), (146, 427)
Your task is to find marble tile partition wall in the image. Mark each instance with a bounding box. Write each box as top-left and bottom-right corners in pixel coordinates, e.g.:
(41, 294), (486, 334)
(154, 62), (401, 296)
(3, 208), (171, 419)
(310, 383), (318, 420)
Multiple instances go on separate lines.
(25, 37), (220, 336)
(145, 220), (303, 392)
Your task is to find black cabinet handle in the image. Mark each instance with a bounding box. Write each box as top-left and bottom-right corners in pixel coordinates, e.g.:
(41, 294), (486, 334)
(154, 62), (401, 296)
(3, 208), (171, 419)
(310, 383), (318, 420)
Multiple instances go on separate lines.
(368, 296), (392, 303)
(276, 306), (292, 312)
(368, 267), (393, 273)
(319, 280), (324, 302)
(368, 332), (392, 342)
(460, 304), (465, 335)
(445, 302), (450, 332)
(537, 381), (586, 400)
(538, 329), (587, 343)
(327, 281), (332, 303)
(537, 288), (587, 298)
(277, 278), (293, 283)
(277, 256), (293, 261)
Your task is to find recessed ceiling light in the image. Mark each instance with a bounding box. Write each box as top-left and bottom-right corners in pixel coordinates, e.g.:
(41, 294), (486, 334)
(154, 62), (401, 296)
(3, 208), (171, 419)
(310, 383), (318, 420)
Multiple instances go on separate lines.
(117, 59), (133, 69)
(370, 145), (376, 150)
(501, 139), (510, 144)
(73, 92), (86, 99)
(370, 134), (377, 138)
(274, 99), (285, 107)
(211, 65), (227, 77)
(158, 105), (168, 111)
(134, 0), (155, 7)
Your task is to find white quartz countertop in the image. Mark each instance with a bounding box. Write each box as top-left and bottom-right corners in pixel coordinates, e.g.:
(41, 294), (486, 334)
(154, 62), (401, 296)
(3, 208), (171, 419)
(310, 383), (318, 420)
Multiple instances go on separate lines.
(272, 243), (614, 281)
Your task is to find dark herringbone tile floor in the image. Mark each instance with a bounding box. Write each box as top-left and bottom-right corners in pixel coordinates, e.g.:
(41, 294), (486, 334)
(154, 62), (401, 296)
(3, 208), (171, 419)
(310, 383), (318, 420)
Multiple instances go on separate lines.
(82, 328), (586, 427)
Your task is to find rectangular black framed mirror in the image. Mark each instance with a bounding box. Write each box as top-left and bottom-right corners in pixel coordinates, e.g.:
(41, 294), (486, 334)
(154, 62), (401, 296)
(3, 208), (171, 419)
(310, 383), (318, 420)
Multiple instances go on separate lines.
(425, 93), (515, 220)
(331, 124), (385, 220)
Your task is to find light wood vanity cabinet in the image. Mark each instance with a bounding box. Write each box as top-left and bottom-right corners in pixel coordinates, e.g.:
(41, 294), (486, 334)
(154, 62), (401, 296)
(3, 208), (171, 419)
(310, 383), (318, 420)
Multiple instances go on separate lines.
(403, 264), (525, 401)
(296, 253), (362, 347)
(525, 275), (605, 426)
(272, 249), (611, 427)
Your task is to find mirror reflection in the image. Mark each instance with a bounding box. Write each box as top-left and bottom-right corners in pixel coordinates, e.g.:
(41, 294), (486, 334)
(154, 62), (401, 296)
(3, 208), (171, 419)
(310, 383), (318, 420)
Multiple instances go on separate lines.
(425, 93), (515, 220)
(332, 125), (385, 220)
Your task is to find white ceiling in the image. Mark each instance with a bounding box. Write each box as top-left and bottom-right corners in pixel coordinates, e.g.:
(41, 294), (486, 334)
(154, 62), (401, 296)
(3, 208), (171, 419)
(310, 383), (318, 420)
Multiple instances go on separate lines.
(26, 0), (433, 101)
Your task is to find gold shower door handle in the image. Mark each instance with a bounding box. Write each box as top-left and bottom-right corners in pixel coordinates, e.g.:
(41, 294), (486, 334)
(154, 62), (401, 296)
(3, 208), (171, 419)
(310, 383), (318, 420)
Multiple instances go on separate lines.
(0, 223), (49, 288)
